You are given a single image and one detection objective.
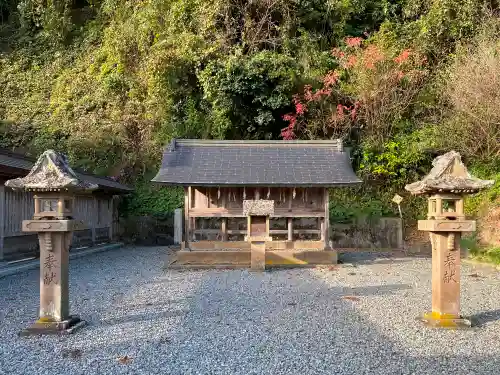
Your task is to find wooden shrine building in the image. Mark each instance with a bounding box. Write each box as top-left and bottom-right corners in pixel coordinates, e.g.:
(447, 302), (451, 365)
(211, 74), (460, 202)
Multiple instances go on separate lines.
(152, 139), (361, 268)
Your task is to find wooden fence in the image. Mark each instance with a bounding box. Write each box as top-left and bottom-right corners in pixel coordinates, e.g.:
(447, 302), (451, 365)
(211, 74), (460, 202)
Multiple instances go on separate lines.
(0, 186), (118, 261)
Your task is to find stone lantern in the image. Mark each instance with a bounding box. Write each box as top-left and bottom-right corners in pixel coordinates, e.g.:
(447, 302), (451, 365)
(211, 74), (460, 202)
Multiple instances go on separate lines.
(405, 151), (493, 328)
(5, 150), (97, 335)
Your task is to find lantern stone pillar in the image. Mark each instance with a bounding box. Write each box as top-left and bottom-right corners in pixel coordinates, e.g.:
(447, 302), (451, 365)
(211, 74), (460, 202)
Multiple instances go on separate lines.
(5, 150), (97, 336)
(405, 151), (493, 328)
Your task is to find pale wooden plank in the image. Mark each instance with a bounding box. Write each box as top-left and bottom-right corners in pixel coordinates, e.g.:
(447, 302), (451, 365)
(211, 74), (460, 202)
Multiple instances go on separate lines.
(246, 215), (251, 239)
(271, 229), (321, 234)
(324, 188), (330, 248)
(194, 187), (209, 209)
(287, 218), (293, 241)
(266, 240), (324, 250)
(189, 208), (325, 218)
(189, 241), (251, 250)
(320, 217), (324, 241)
(184, 187), (189, 246)
(221, 188), (227, 241)
(188, 186), (195, 241)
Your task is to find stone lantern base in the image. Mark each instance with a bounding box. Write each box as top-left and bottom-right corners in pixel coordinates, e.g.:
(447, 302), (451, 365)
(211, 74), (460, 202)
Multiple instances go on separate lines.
(416, 312), (472, 329)
(20, 316), (86, 336)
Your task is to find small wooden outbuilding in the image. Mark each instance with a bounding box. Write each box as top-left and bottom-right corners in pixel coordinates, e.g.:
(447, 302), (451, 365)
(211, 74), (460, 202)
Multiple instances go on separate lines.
(152, 139), (361, 268)
(0, 148), (132, 261)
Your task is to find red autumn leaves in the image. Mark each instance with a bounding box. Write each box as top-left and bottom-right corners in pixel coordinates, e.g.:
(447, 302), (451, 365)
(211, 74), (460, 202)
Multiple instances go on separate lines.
(281, 37), (425, 140)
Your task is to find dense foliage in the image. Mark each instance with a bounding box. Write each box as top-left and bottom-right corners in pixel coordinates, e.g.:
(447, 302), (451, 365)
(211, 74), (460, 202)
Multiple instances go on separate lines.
(0, 0), (499, 245)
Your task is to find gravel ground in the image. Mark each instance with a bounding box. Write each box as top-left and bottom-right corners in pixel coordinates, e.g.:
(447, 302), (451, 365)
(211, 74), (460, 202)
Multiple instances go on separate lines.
(1, 246), (500, 375)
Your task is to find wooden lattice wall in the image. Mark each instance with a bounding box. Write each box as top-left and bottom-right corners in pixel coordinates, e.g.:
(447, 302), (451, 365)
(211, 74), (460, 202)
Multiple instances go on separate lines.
(183, 186), (329, 249)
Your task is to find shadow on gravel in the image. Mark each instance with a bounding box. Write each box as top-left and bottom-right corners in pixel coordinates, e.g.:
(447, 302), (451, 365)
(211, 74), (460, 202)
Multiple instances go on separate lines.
(148, 269), (500, 375)
(339, 251), (431, 265)
(97, 309), (188, 326)
(127, 300), (188, 308)
(470, 309), (500, 327)
(339, 284), (412, 296)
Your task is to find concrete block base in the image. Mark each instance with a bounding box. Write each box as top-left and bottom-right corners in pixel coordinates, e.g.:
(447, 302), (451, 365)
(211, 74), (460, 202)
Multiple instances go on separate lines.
(167, 249), (337, 269)
(19, 315), (86, 336)
(417, 311), (472, 329)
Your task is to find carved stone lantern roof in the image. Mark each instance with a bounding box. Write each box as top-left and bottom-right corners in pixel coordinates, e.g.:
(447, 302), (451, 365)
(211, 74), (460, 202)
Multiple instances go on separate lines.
(405, 151), (494, 195)
(5, 150), (98, 192)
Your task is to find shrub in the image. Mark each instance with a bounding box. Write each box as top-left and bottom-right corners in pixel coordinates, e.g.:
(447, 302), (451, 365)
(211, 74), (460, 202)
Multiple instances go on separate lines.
(440, 18), (500, 162)
(281, 36), (429, 144)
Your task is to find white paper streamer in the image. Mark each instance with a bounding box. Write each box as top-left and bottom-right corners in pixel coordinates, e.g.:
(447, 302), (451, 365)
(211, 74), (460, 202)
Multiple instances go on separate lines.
(292, 188), (296, 199)
(267, 187), (270, 199)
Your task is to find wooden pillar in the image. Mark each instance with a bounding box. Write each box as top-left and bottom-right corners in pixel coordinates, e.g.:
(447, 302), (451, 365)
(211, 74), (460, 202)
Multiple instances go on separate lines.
(323, 188), (330, 248)
(266, 216), (270, 238)
(221, 188), (227, 241)
(184, 187), (189, 249)
(287, 218), (293, 241)
(246, 215), (251, 241)
(0, 185), (4, 261)
(191, 217), (196, 241)
(189, 187), (196, 241)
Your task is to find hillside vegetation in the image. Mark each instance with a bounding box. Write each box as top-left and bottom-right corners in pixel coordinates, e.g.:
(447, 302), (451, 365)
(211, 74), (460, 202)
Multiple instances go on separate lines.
(0, 0), (499, 247)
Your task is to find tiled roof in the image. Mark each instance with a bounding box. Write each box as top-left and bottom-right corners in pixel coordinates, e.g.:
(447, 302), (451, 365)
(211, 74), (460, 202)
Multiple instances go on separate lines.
(0, 148), (132, 193)
(152, 139), (361, 186)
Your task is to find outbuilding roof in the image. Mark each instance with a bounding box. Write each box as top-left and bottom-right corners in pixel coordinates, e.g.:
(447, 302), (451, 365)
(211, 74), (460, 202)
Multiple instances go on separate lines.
(0, 148), (132, 193)
(152, 139), (361, 187)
